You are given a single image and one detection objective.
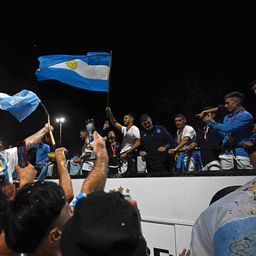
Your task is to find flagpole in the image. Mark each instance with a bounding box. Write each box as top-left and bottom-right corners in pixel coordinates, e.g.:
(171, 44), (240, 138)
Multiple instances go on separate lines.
(40, 102), (56, 146)
(106, 51), (112, 108)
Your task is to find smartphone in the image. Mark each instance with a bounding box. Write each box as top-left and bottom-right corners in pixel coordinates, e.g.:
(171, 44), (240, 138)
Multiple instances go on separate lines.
(17, 141), (28, 168)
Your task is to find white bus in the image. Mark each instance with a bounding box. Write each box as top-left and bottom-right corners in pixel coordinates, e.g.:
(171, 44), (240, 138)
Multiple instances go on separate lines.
(61, 173), (255, 256)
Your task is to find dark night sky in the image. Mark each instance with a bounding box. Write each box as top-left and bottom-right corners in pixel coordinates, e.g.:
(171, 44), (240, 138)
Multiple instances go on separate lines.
(0, 18), (255, 154)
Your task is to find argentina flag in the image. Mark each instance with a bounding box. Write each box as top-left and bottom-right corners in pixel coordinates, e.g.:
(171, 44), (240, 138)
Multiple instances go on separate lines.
(0, 89), (40, 122)
(35, 52), (111, 92)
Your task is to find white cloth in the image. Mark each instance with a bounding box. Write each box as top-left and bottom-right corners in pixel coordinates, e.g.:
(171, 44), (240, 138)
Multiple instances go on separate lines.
(46, 163), (54, 176)
(0, 147), (18, 182)
(219, 154), (253, 170)
(137, 156), (147, 173)
(190, 177), (256, 256)
(202, 160), (221, 171)
(120, 125), (140, 154)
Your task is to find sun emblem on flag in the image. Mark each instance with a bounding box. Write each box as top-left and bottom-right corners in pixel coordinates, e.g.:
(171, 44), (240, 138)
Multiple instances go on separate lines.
(66, 60), (78, 69)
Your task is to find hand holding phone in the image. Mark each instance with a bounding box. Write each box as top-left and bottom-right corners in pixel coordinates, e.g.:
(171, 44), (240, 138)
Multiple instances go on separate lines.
(17, 141), (28, 168)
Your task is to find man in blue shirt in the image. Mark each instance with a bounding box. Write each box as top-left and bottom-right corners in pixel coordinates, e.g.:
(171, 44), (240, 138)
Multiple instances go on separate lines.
(34, 137), (51, 176)
(202, 91), (253, 170)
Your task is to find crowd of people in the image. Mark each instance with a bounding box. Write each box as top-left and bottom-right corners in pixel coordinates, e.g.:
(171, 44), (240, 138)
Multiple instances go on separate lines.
(57, 90), (256, 178)
(0, 84), (256, 255)
(1, 89), (254, 181)
(0, 129), (148, 255)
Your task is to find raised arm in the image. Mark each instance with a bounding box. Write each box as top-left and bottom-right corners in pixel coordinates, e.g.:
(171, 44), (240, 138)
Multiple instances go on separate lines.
(106, 107), (122, 130)
(24, 123), (53, 150)
(81, 131), (109, 194)
(55, 147), (74, 203)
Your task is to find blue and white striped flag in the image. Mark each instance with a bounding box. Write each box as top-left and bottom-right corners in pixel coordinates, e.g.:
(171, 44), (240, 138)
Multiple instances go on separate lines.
(35, 52), (111, 92)
(0, 89), (40, 122)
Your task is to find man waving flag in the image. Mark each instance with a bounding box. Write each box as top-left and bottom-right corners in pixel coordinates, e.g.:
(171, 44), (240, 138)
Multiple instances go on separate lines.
(0, 89), (40, 122)
(35, 52), (111, 92)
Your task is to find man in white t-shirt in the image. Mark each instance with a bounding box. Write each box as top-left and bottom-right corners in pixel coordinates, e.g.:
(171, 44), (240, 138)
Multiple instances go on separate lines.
(106, 107), (141, 175)
(168, 114), (202, 172)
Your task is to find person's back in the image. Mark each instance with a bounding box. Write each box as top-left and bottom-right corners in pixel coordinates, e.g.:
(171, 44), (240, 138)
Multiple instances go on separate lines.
(190, 178), (256, 255)
(60, 191), (148, 256)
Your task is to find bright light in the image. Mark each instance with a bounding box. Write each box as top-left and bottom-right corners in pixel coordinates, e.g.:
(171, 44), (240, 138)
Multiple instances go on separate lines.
(56, 117), (65, 123)
(56, 116), (65, 144)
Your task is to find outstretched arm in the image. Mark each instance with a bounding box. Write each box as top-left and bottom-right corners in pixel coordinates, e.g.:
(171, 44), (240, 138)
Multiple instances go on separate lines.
(106, 107), (122, 130)
(24, 123), (53, 150)
(81, 131), (109, 194)
(203, 112), (252, 133)
(196, 107), (219, 118)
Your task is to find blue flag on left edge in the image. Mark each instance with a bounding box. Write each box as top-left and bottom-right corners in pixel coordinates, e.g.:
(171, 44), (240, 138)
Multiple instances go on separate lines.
(35, 52), (111, 92)
(0, 89), (41, 122)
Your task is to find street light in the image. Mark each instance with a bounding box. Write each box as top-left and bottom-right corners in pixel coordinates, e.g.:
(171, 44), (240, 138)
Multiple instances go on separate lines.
(56, 117), (65, 144)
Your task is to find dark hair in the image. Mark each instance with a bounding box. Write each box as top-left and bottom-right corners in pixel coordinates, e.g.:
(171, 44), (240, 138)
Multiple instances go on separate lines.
(224, 91), (245, 104)
(60, 191), (147, 256)
(209, 185), (241, 205)
(5, 181), (66, 253)
(175, 113), (186, 119)
(43, 133), (51, 141)
(140, 114), (151, 123)
(124, 113), (134, 119)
